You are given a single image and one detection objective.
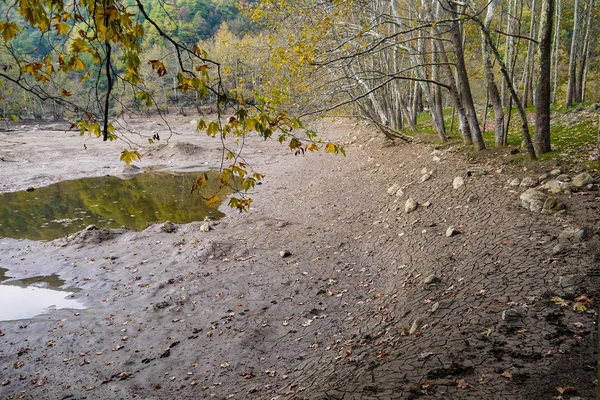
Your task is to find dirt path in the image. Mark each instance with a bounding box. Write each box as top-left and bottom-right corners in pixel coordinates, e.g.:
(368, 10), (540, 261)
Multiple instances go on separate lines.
(0, 118), (598, 399)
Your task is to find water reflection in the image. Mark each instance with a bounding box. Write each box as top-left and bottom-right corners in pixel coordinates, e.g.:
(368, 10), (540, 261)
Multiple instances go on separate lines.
(0, 268), (85, 321)
(0, 171), (231, 241)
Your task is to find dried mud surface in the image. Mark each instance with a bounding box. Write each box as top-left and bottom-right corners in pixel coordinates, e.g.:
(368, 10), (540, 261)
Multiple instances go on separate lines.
(0, 117), (599, 400)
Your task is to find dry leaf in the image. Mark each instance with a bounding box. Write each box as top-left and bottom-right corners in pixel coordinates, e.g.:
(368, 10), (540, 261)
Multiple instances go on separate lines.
(556, 386), (575, 394)
(456, 379), (474, 389)
(500, 371), (512, 379)
(551, 297), (568, 307)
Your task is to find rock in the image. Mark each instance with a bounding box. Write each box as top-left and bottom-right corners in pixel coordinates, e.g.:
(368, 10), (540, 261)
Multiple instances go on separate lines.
(405, 198), (418, 213)
(432, 156), (441, 162)
(395, 188), (404, 197)
(542, 180), (562, 194)
(387, 183), (402, 196)
(446, 226), (459, 237)
(559, 228), (586, 242)
(424, 274), (440, 284)
(420, 172), (433, 183)
(122, 164), (141, 175)
(421, 167), (428, 174)
(519, 177), (538, 188)
(422, 201), (431, 208)
(25, 187), (35, 192)
(200, 222), (211, 232)
(549, 168), (561, 176)
(453, 176), (465, 189)
(509, 178), (521, 187)
(279, 250), (291, 258)
(538, 173), (548, 182)
(162, 221), (177, 233)
(189, 119), (198, 126)
(520, 189), (547, 212)
(431, 302), (440, 313)
(501, 309), (523, 322)
(541, 197), (566, 215)
(85, 225), (98, 231)
(571, 172), (594, 188)
(555, 174), (569, 182)
(551, 244), (566, 256)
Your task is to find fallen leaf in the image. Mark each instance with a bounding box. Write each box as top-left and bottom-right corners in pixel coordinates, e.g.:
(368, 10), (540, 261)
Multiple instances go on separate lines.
(456, 379), (474, 389)
(551, 297), (568, 307)
(500, 371), (512, 379)
(13, 361), (24, 369)
(220, 362), (229, 368)
(572, 322), (584, 329)
(191, 380), (198, 385)
(556, 386), (575, 394)
(112, 345), (124, 351)
(2, 380), (9, 386)
(154, 384), (161, 389)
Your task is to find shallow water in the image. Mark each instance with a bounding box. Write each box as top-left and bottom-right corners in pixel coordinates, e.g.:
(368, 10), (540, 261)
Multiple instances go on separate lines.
(0, 171), (231, 241)
(0, 268), (85, 321)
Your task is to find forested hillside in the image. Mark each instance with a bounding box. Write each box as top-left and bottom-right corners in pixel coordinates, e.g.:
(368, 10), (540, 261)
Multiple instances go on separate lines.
(0, 0), (598, 167)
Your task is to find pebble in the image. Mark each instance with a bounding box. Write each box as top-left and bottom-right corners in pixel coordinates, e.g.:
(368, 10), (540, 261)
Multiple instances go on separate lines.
(519, 177), (538, 188)
(446, 226), (459, 237)
(453, 176), (464, 189)
(280, 250), (291, 258)
(162, 221), (177, 233)
(387, 183), (401, 196)
(200, 222), (211, 232)
(405, 198), (418, 213)
(549, 168), (561, 176)
(424, 274), (440, 284)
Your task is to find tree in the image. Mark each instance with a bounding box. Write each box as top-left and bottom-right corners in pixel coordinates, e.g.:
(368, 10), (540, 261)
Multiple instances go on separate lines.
(534, 0), (555, 154)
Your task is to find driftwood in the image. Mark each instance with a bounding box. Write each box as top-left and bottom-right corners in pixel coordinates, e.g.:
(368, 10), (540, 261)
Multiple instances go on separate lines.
(372, 121), (413, 143)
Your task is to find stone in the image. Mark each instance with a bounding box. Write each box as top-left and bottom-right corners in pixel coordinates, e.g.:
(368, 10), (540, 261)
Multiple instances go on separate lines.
(422, 201), (431, 208)
(424, 274), (440, 284)
(453, 176), (464, 189)
(571, 172), (594, 188)
(420, 172), (433, 183)
(551, 244), (566, 256)
(405, 198), (418, 213)
(280, 250), (291, 258)
(395, 188), (404, 198)
(509, 178), (521, 187)
(541, 197), (566, 215)
(25, 187), (35, 192)
(431, 302), (440, 313)
(555, 174), (569, 182)
(432, 156), (441, 162)
(446, 226), (459, 237)
(520, 189), (547, 212)
(387, 183), (401, 196)
(538, 173), (548, 181)
(85, 224), (98, 231)
(549, 168), (561, 176)
(162, 221), (177, 233)
(501, 309), (523, 322)
(189, 119), (198, 126)
(421, 167), (428, 174)
(542, 180), (562, 194)
(519, 177), (538, 188)
(200, 222), (211, 232)
(559, 228), (586, 242)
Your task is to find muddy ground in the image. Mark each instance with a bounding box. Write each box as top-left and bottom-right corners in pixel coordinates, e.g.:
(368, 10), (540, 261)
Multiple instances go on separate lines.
(0, 116), (599, 400)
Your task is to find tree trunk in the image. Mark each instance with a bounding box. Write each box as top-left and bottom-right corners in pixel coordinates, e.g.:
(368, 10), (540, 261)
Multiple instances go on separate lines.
(522, 0), (538, 108)
(447, 1), (485, 150)
(480, 0), (505, 147)
(478, 16), (537, 159)
(576, 0), (594, 102)
(551, 0), (561, 103)
(534, 0), (554, 155)
(566, 0), (580, 108)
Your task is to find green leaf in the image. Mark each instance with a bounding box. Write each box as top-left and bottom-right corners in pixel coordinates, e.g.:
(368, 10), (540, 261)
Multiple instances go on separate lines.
(206, 122), (219, 137)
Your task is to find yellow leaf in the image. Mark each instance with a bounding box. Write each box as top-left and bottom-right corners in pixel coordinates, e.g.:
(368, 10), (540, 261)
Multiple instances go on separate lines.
(0, 21), (22, 41)
(119, 149), (141, 165)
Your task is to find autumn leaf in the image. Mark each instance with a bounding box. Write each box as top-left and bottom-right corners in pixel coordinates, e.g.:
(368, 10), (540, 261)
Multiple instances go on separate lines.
(556, 386), (575, 394)
(551, 296), (568, 307)
(119, 149), (141, 165)
(500, 371), (512, 379)
(456, 379), (474, 389)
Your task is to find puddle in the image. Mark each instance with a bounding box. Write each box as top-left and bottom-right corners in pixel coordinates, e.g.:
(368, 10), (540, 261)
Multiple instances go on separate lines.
(0, 268), (85, 321)
(0, 171), (232, 241)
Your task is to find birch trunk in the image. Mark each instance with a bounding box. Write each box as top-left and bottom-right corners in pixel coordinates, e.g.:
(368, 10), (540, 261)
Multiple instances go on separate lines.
(551, 0), (561, 103)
